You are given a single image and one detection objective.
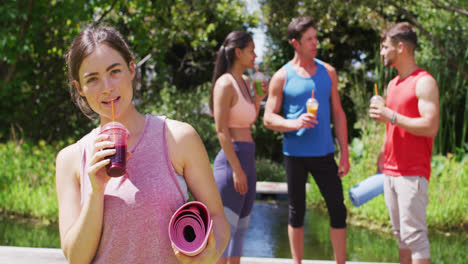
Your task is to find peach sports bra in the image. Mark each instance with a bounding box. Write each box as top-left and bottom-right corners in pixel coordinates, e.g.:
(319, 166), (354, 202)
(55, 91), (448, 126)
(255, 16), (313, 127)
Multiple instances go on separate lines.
(226, 74), (256, 128)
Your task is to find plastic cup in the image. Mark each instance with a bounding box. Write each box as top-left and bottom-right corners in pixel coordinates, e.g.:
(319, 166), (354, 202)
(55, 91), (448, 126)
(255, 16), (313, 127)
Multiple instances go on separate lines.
(252, 71), (265, 96)
(370, 95), (384, 107)
(99, 122), (130, 177)
(297, 97), (319, 136)
(306, 97), (319, 115)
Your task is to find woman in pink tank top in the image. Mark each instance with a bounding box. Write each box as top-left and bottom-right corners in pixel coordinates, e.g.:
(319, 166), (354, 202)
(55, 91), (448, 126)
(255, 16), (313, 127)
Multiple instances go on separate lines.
(56, 26), (229, 264)
(209, 31), (268, 264)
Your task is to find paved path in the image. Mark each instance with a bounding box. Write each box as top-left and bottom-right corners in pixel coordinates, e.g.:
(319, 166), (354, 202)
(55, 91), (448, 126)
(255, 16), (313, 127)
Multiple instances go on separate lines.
(256, 181), (310, 195)
(0, 246), (397, 264)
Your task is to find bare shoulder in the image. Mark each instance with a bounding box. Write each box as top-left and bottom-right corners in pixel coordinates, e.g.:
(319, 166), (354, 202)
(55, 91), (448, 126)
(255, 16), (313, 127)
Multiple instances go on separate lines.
(320, 61), (337, 76)
(165, 119), (205, 175)
(417, 74), (438, 88)
(166, 119), (200, 144)
(214, 73), (235, 91)
(416, 74), (439, 98)
(56, 143), (81, 183)
(272, 67), (286, 83)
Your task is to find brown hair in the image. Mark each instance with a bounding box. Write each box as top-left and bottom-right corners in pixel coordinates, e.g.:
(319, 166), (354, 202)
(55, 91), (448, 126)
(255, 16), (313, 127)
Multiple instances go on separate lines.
(66, 26), (137, 119)
(380, 22), (418, 52)
(287, 17), (316, 41)
(209, 31), (253, 112)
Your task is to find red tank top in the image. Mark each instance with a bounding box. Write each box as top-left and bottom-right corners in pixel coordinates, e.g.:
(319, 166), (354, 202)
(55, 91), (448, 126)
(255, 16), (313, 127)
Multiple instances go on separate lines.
(383, 68), (434, 180)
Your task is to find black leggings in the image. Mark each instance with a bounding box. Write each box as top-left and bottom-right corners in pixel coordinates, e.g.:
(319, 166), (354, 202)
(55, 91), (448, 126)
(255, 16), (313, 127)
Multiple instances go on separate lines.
(284, 154), (347, 228)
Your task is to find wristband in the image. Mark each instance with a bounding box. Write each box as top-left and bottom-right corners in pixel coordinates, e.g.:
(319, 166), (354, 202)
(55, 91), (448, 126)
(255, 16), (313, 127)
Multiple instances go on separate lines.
(391, 111), (397, 125)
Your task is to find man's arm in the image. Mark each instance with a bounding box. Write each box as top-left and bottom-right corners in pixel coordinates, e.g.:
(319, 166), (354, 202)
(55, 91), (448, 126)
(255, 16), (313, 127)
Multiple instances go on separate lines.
(370, 75), (439, 138)
(395, 75), (440, 137)
(263, 68), (316, 132)
(324, 62), (350, 177)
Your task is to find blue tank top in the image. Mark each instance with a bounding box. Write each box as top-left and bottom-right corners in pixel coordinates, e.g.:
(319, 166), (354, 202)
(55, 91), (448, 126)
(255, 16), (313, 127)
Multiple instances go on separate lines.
(282, 59), (335, 157)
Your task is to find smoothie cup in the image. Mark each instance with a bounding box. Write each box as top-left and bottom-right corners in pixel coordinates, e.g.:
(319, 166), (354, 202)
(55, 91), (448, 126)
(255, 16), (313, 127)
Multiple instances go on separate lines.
(297, 97), (319, 136)
(370, 95), (385, 107)
(306, 97), (319, 116)
(99, 122), (130, 177)
(252, 71), (265, 96)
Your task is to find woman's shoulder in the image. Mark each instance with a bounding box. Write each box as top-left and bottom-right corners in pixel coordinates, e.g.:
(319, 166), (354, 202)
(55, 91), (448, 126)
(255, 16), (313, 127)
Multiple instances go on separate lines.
(215, 73), (235, 89)
(56, 142), (81, 163)
(56, 142), (81, 183)
(56, 129), (96, 181)
(165, 119), (205, 173)
(56, 129), (95, 163)
(165, 119), (198, 142)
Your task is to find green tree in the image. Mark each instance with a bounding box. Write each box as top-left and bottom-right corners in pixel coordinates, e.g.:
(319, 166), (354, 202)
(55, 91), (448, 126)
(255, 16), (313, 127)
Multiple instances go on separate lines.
(0, 0), (258, 142)
(260, 0), (468, 154)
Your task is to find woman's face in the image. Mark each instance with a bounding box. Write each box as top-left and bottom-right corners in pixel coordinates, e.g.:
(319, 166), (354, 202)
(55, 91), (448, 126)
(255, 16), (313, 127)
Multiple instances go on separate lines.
(76, 44), (135, 121)
(236, 41), (256, 69)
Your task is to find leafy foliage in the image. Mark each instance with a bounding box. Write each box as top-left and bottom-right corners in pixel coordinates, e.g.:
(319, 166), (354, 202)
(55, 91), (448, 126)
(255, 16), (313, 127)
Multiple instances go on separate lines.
(307, 121), (468, 230)
(260, 0), (468, 154)
(0, 140), (68, 219)
(0, 0), (258, 143)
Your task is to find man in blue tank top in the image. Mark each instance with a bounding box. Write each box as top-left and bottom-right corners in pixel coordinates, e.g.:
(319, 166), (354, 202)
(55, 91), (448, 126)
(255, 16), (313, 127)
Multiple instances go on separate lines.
(264, 17), (349, 264)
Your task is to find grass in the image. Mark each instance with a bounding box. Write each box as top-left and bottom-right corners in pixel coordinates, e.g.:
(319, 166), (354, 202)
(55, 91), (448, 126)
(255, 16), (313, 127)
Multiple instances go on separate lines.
(0, 121), (466, 232)
(0, 140), (64, 222)
(306, 120), (468, 231)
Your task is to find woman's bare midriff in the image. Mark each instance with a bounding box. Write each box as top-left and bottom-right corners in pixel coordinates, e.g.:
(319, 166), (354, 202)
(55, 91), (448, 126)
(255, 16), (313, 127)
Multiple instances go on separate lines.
(229, 127), (253, 142)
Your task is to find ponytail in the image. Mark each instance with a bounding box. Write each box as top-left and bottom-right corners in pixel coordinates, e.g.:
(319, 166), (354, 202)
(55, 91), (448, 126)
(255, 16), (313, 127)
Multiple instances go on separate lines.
(209, 31), (253, 113)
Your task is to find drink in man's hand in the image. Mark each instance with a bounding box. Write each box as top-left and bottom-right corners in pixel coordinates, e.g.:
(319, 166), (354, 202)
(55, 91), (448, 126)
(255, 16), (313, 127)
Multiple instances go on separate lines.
(370, 95), (385, 107)
(306, 97), (319, 116)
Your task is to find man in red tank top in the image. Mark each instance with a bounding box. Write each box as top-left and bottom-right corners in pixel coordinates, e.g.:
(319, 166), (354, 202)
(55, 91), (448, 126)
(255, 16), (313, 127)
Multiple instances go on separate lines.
(370, 22), (439, 264)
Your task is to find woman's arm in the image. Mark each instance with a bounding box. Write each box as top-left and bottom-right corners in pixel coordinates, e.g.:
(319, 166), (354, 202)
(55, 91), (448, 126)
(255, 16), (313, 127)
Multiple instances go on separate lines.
(55, 135), (115, 263)
(325, 63), (350, 178)
(166, 120), (230, 263)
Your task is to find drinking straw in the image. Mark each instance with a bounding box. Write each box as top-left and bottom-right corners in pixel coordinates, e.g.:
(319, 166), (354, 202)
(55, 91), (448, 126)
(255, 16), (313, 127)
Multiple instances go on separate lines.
(111, 100), (115, 122)
(111, 100), (116, 141)
(312, 89), (315, 98)
(374, 83), (378, 96)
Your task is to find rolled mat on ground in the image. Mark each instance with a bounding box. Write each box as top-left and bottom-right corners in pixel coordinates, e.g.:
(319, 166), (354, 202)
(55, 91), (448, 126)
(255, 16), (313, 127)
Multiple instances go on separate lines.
(168, 201), (213, 256)
(349, 173), (385, 207)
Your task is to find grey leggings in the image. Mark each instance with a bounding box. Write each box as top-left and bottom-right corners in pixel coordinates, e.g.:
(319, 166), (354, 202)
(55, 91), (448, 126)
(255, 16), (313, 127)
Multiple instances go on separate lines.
(213, 141), (256, 257)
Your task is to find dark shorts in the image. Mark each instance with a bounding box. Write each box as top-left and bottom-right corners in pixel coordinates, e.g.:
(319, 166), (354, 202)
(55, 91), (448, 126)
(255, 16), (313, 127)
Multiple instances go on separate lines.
(284, 153), (347, 228)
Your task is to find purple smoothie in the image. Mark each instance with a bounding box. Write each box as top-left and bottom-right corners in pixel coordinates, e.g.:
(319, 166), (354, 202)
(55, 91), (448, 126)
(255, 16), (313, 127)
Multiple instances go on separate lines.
(106, 144), (127, 177)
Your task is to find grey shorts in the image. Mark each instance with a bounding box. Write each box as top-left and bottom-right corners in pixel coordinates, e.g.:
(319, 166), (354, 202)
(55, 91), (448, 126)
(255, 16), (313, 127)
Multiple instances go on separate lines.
(384, 175), (430, 259)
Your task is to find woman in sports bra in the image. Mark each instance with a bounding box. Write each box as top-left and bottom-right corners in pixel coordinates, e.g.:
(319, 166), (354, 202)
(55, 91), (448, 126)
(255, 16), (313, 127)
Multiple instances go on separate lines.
(209, 31), (268, 264)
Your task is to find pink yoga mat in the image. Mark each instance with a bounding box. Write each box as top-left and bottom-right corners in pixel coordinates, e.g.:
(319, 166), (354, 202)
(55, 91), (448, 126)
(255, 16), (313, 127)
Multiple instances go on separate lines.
(168, 201), (213, 256)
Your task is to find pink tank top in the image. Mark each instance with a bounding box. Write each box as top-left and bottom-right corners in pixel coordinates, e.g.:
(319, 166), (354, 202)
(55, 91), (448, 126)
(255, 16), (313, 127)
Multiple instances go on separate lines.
(226, 74), (256, 128)
(78, 114), (188, 263)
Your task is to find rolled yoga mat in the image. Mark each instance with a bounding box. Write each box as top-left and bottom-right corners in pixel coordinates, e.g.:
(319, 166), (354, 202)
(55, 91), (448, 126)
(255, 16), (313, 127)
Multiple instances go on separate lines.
(168, 201), (213, 256)
(349, 173), (385, 207)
